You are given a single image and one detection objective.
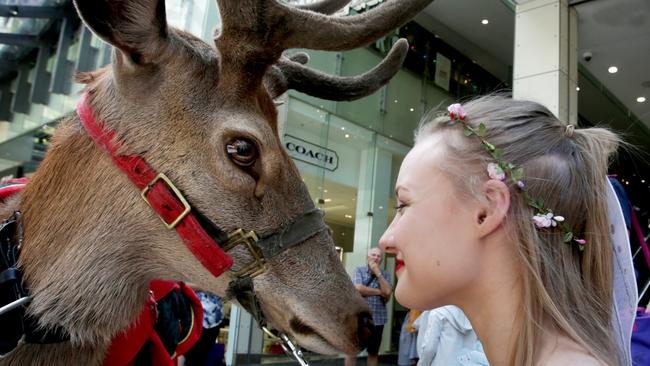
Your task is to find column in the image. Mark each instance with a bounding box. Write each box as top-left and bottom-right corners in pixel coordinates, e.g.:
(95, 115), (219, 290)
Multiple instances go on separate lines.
(225, 305), (264, 366)
(345, 137), (395, 352)
(513, 0), (578, 124)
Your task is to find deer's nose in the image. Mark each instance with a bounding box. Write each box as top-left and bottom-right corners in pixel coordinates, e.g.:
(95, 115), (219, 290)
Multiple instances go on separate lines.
(357, 311), (374, 350)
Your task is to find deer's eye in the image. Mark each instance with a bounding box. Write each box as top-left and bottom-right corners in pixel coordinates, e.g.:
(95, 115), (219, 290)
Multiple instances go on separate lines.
(226, 139), (257, 167)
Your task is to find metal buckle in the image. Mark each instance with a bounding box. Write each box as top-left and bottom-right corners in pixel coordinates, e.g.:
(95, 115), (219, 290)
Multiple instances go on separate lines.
(140, 173), (191, 230)
(262, 327), (309, 366)
(223, 229), (267, 278)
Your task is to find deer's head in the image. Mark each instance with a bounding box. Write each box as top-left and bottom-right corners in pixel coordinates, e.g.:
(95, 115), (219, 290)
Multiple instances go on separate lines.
(68, 0), (432, 355)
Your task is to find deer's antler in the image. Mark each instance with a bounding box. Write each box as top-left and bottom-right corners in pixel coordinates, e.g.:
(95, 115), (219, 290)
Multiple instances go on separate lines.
(215, 0), (433, 99)
(267, 39), (408, 101)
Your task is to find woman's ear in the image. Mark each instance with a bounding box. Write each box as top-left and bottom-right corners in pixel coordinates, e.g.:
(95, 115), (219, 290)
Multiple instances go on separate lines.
(475, 179), (510, 238)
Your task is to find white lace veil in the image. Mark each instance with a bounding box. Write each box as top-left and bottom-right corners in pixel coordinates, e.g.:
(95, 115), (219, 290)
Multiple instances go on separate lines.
(607, 179), (637, 366)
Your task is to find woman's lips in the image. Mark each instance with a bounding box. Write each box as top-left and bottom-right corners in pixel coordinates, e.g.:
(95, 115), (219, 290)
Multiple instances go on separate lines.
(395, 259), (405, 273)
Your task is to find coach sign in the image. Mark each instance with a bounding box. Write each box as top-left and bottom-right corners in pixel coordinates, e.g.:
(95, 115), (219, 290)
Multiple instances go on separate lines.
(284, 134), (339, 172)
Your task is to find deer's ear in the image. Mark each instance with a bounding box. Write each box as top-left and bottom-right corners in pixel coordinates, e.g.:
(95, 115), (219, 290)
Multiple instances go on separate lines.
(73, 0), (168, 65)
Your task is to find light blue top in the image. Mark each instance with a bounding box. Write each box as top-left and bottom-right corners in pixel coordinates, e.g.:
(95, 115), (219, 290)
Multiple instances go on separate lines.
(414, 306), (489, 366)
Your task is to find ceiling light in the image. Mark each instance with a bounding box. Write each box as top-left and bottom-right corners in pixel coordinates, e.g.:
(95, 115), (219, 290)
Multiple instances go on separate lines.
(608, 66), (618, 74)
(345, 215), (353, 219)
(409, 108), (415, 112)
(481, 19), (489, 25)
(324, 198), (332, 203)
(345, 134), (350, 138)
(576, 87), (580, 91)
(323, 189), (328, 193)
(638, 97), (646, 103)
(394, 100), (398, 103)
(341, 127), (345, 130)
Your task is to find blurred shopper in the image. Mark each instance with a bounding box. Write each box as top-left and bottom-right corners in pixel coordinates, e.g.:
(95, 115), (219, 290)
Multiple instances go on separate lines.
(414, 306), (488, 366)
(184, 291), (225, 366)
(345, 248), (393, 366)
(398, 309), (421, 366)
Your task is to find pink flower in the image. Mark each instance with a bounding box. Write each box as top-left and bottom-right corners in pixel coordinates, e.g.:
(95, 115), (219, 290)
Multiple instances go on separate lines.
(532, 213), (553, 228)
(487, 163), (506, 181)
(447, 103), (467, 120)
(574, 239), (587, 245)
(517, 181), (525, 189)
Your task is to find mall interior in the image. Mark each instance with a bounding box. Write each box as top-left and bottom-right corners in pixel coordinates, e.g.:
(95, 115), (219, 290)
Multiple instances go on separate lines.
(0, 0), (648, 364)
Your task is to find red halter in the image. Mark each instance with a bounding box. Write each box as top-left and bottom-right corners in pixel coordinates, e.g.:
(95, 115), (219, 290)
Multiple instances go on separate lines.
(76, 93), (233, 276)
(76, 94), (234, 365)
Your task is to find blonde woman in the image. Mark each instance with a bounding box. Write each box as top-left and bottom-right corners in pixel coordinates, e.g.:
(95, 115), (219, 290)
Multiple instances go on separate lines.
(380, 95), (632, 366)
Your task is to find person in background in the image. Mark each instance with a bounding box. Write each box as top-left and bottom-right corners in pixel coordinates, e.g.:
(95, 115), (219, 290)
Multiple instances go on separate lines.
(380, 96), (628, 365)
(183, 291), (224, 366)
(398, 309), (421, 366)
(414, 306), (488, 366)
(345, 248), (393, 366)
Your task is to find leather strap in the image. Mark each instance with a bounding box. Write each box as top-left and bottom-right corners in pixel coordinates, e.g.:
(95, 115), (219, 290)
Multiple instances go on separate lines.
(256, 208), (327, 260)
(77, 94), (233, 277)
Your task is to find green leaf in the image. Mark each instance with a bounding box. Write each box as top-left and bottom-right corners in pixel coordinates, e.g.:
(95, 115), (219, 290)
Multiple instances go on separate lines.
(511, 167), (524, 181)
(507, 163), (515, 169)
(463, 126), (474, 136)
(563, 231), (573, 243)
(478, 123), (487, 137)
(493, 149), (503, 160)
(485, 142), (496, 151)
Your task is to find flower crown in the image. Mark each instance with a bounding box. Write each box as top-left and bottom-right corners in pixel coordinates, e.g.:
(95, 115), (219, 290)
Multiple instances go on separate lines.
(446, 103), (586, 251)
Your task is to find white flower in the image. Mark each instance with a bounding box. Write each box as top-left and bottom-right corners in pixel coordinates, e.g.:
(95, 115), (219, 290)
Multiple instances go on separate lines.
(532, 212), (565, 229)
(532, 213), (553, 228)
(487, 163), (506, 181)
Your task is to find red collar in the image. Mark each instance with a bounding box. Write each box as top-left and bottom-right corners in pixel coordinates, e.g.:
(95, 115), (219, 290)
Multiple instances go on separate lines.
(76, 93), (233, 277)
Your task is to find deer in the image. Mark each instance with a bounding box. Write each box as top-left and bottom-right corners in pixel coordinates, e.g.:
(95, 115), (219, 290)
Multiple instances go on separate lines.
(0, 0), (433, 365)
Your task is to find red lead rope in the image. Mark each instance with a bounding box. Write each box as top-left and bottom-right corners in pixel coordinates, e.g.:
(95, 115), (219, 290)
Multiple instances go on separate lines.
(76, 94), (233, 276)
(102, 280), (203, 366)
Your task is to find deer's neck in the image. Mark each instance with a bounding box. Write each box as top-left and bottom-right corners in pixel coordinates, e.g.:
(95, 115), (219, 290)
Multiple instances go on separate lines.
(17, 116), (180, 347)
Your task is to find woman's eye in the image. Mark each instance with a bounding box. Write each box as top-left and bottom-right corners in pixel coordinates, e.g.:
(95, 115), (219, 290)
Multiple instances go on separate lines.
(396, 203), (407, 213)
(226, 139), (257, 167)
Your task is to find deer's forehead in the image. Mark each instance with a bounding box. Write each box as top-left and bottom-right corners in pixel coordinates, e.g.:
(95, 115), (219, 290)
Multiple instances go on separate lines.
(214, 108), (277, 136)
(172, 28), (220, 65)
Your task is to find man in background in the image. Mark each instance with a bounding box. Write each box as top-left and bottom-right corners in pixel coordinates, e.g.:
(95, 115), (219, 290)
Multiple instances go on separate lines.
(345, 248), (393, 366)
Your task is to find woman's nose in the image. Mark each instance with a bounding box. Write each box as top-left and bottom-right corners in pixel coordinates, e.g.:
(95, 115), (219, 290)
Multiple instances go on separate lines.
(379, 230), (396, 254)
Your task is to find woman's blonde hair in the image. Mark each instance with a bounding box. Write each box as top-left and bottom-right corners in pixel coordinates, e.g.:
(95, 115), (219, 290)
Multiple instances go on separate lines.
(416, 95), (622, 366)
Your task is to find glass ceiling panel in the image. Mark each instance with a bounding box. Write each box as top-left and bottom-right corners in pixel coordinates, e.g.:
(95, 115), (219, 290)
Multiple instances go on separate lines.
(0, 0), (67, 71)
(0, 17), (49, 35)
(0, 0), (65, 6)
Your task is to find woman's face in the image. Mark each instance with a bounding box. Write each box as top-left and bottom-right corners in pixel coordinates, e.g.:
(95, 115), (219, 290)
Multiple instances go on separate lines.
(380, 134), (485, 310)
